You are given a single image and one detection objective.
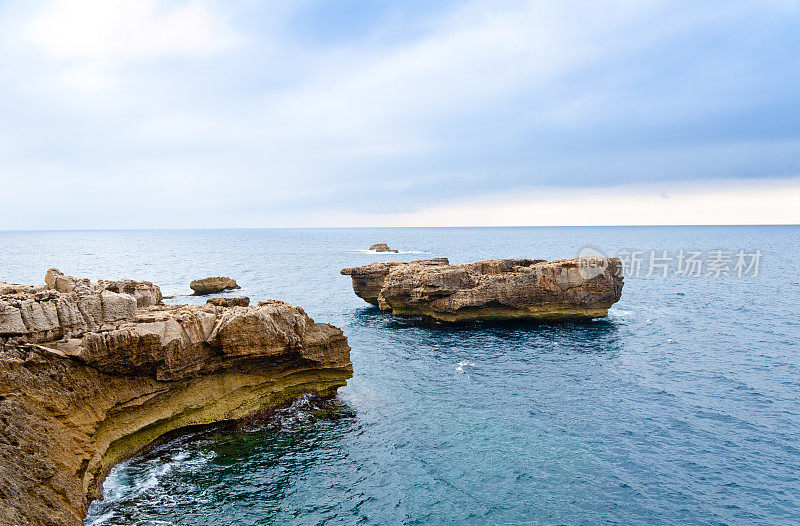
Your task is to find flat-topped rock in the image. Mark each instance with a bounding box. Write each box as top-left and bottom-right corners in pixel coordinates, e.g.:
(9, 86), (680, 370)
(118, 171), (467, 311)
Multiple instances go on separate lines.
(190, 276), (240, 295)
(341, 257), (623, 322)
(0, 270), (351, 526)
(369, 243), (398, 253)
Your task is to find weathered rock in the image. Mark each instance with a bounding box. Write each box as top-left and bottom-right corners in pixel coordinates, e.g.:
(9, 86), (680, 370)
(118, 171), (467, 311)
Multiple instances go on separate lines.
(97, 278), (162, 308)
(340, 258), (450, 305)
(369, 243), (398, 253)
(0, 271), (351, 526)
(0, 270), (162, 343)
(44, 268), (91, 293)
(341, 257), (623, 322)
(207, 297), (250, 307)
(190, 277), (241, 295)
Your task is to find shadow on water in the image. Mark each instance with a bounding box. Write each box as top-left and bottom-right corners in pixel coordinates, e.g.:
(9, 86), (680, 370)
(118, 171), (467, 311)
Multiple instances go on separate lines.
(348, 306), (623, 359)
(350, 305), (620, 335)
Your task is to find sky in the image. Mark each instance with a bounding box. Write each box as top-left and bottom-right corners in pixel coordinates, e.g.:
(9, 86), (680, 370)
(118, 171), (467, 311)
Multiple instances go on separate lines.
(0, 0), (799, 229)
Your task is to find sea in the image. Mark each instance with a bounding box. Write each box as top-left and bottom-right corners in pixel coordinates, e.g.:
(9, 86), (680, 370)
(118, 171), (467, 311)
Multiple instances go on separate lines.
(0, 226), (798, 525)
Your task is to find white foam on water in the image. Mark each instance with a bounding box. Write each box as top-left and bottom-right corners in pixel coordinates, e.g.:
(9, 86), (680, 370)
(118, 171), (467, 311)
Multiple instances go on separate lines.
(136, 461), (174, 493)
(608, 308), (633, 317)
(97, 460), (129, 502)
(456, 361), (475, 373)
(356, 249), (428, 255)
(86, 511), (116, 526)
(92, 446), (217, 519)
(268, 393), (321, 428)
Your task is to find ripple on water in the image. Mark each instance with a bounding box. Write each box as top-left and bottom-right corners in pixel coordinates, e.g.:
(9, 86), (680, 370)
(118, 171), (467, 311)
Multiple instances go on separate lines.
(1, 227), (795, 525)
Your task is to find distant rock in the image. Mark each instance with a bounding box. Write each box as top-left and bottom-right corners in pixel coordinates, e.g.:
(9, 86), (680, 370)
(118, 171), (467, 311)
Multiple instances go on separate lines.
(341, 257), (623, 322)
(369, 243), (399, 253)
(207, 297), (250, 307)
(190, 277), (241, 295)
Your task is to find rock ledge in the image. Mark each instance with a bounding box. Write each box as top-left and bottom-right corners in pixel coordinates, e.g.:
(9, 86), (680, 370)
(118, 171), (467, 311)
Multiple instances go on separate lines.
(0, 270), (351, 526)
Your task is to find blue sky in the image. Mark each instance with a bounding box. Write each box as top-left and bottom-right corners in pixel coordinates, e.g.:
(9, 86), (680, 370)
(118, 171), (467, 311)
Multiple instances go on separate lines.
(0, 0), (799, 228)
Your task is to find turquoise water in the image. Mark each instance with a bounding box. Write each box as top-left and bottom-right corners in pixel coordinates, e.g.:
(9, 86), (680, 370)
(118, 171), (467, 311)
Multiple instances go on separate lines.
(1, 227), (798, 525)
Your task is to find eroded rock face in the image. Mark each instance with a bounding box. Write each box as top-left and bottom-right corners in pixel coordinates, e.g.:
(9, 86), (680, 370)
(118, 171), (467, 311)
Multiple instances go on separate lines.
(0, 271), (351, 526)
(340, 258), (449, 305)
(0, 270), (160, 343)
(341, 257), (623, 322)
(190, 276), (241, 295)
(207, 297), (250, 307)
(369, 243), (398, 253)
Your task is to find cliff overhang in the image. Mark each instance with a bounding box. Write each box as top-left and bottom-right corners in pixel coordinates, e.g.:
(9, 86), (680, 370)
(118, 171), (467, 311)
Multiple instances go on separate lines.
(0, 270), (352, 526)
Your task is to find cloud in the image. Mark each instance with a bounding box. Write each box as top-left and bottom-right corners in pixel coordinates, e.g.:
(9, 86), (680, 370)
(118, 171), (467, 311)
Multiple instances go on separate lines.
(10, 0), (238, 96)
(25, 0), (237, 60)
(0, 0), (798, 228)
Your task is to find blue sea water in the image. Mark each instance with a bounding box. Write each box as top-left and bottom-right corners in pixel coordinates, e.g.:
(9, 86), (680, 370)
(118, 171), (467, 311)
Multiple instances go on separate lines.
(1, 226), (798, 525)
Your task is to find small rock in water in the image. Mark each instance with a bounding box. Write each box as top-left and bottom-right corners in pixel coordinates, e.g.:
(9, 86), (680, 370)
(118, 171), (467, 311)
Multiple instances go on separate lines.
(207, 297), (250, 307)
(369, 243), (398, 253)
(190, 277), (241, 295)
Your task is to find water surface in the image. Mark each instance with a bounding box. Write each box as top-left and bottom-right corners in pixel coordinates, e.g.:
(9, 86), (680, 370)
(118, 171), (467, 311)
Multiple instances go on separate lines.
(1, 227), (798, 525)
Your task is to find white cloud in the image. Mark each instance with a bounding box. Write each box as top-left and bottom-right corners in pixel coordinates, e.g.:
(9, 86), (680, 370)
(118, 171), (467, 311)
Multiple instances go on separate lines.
(0, 0), (798, 228)
(25, 0), (237, 60)
(18, 0), (239, 94)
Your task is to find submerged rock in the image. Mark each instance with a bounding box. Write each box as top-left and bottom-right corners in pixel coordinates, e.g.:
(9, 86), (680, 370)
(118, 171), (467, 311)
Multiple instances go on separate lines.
(190, 276), (241, 295)
(341, 257), (623, 322)
(369, 243), (398, 253)
(207, 296), (250, 307)
(0, 270), (351, 526)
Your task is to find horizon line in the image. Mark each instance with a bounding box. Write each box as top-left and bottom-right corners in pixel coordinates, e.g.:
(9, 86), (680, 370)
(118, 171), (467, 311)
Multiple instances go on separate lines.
(1, 223), (799, 232)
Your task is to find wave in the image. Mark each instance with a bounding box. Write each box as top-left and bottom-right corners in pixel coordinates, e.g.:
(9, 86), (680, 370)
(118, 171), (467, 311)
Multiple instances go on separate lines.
(356, 249), (429, 255)
(87, 446), (217, 524)
(608, 308), (633, 318)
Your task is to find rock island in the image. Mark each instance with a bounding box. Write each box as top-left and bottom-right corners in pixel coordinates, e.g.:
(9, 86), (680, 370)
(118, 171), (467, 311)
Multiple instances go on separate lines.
(341, 257), (623, 322)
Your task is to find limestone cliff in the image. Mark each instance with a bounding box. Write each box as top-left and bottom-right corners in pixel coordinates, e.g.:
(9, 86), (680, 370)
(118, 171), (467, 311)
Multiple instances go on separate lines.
(341, 257), (623, 322)
(0, 270), (351, 526)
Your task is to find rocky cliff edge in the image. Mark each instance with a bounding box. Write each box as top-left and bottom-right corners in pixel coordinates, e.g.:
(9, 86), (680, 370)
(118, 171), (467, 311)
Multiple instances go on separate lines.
(0, 269), (351, 526)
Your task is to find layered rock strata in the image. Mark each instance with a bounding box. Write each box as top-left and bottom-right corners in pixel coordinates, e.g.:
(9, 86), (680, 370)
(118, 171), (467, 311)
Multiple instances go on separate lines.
(207, 297), (250, 307)
(190, 277), (240, 295)
(0, 270), (351, 526)
(341, 257), (623, 322)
